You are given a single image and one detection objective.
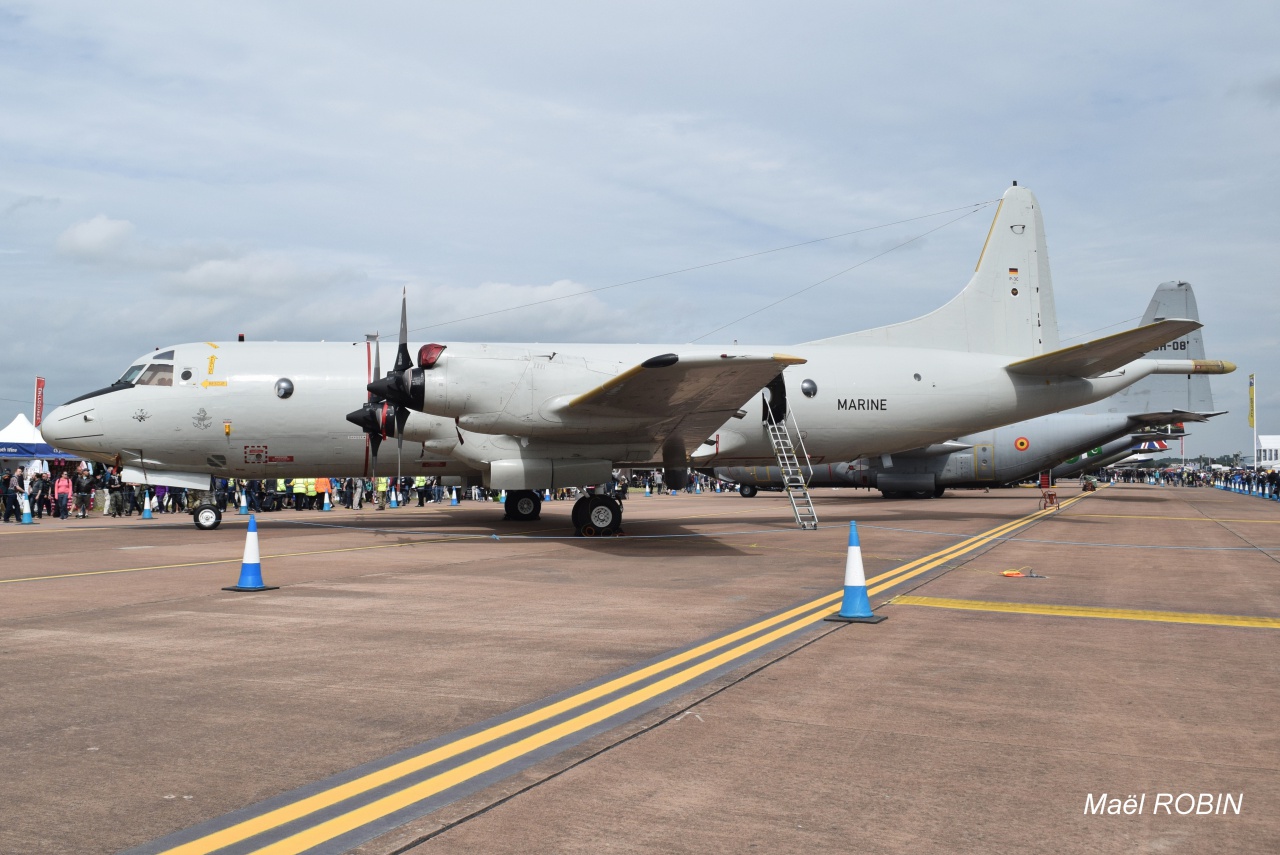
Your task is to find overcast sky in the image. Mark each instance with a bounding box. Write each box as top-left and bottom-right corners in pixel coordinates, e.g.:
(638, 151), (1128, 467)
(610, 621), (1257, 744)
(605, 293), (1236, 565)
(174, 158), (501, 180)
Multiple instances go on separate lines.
(2, 1), (1277, 459)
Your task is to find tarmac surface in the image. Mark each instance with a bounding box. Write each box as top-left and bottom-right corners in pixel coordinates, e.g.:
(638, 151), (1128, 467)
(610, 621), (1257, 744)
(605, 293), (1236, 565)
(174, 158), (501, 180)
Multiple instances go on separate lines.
(1, 483), (1277, 854)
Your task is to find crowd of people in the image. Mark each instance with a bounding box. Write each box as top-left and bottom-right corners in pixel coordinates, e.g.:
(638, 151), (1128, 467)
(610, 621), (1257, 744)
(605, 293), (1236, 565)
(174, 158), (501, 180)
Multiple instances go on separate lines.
(1, 464), (727, 523)
(1088, 466), (1280, 498)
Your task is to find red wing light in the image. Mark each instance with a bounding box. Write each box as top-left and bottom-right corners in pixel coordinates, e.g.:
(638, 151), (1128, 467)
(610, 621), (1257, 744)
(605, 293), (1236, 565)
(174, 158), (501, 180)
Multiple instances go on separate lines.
(418, 343), (446, 369)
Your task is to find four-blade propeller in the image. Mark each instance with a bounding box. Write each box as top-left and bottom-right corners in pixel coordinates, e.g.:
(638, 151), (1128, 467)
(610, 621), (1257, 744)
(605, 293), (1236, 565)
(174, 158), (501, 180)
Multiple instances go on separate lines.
(345, 291), (415, 482)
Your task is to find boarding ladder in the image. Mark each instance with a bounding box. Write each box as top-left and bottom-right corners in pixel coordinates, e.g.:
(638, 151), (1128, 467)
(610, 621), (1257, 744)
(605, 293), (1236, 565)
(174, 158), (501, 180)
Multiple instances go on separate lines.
(766, 409), (819, 530)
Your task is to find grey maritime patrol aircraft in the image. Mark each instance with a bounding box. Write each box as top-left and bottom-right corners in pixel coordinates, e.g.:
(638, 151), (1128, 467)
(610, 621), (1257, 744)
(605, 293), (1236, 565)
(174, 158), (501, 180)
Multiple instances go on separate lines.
(41, 184), (1233, 535)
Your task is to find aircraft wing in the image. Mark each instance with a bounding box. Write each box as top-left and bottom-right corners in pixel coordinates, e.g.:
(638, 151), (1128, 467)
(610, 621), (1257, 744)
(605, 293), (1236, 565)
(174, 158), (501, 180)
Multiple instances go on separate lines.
(891, 440), (974, 458)
(559, 351), (805, 456)
(1126, 409), (1225, 426)
(1005, 319), (1202, 377)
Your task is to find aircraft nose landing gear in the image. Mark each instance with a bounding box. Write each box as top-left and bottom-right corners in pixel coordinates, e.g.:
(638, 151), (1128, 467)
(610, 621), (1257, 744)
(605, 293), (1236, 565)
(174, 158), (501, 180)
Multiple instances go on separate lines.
(572, 494), (623, 536)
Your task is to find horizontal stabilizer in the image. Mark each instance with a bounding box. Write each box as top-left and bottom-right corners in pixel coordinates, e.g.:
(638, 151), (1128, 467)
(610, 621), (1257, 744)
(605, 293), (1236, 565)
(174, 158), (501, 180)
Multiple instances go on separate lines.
(1006, 319), (1202, 377)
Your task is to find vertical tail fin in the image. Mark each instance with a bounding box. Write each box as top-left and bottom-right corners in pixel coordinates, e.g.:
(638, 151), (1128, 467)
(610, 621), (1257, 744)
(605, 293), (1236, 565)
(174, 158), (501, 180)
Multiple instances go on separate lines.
(1087, 281), (1215, 414)
(805, 183), (1059, 357)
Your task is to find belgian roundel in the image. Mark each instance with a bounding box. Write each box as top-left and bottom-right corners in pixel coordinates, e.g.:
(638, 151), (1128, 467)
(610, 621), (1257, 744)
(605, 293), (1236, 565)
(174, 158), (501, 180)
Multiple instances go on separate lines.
(1014, 437), (1030, 451)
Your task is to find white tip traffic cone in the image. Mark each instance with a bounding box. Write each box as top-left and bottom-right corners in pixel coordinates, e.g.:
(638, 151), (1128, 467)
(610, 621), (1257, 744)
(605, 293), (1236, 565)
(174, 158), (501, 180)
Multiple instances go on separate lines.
(825, 521), (886, 623)
(222, 515), (278, 592)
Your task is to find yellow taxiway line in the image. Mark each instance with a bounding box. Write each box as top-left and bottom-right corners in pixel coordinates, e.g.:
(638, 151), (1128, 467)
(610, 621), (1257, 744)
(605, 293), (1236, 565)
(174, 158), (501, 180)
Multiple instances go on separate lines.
(1064, 513), (1280, 524)
(890, 595), (1280, 629)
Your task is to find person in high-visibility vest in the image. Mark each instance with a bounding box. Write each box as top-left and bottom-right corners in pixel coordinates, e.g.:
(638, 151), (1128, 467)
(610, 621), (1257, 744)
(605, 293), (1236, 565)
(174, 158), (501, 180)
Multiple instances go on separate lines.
(292, 477), (307, 511)
(304, 477), (317, 510)
(414, 475), (428, 506)
(314, 476), (330, 510)
(375, 475), (389, 510)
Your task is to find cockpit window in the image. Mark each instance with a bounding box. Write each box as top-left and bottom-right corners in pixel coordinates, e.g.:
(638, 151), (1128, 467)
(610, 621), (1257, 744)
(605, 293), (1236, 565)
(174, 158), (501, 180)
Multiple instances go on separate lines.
(153, 350), (175, 360)
(136, 364), (174, 387)
(118, 364), (145, 384)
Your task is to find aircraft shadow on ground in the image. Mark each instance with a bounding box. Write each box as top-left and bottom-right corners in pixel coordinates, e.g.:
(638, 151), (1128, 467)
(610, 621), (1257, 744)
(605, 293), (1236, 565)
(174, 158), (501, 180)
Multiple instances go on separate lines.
(257, 506), (763, 556)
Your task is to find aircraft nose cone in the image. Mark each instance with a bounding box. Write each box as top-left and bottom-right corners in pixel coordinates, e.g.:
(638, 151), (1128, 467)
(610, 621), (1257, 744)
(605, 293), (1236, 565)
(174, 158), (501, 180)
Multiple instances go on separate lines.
(40, 404), (101, 451)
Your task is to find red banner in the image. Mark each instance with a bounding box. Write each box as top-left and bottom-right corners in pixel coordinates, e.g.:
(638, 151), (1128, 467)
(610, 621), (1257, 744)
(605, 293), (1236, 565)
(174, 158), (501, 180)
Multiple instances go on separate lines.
(33, 376), (46, 427)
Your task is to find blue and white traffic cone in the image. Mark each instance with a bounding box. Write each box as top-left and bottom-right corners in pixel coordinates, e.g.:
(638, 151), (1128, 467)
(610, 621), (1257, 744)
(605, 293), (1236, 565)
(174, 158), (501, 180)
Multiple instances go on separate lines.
(450, 487), (459, 506)
(825, 521), (886, 623)
(695, 481), (702, 494)
(222, 515), (278, 592)
(20, 494), (33, 525)
(238, 489), (249, 515)
(545, 488), (552, 500)
(142, 489), (154, 519)
(322, 491), (332, 511)
(499, 489), (507, 503)
(645, 483), (652, 497)
(389, 487), (399, 508)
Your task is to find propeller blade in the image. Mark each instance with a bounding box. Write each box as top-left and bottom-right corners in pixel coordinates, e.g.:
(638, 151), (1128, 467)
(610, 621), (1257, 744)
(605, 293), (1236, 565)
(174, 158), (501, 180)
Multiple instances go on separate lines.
(395, 405), (411, 455)
(393, 288), (412, 374)
(367, 333), (381, 403)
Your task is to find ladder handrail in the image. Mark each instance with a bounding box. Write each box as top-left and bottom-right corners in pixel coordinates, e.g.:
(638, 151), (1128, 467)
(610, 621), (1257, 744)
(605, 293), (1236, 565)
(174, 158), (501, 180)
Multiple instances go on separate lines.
(786, 410), (816, 486)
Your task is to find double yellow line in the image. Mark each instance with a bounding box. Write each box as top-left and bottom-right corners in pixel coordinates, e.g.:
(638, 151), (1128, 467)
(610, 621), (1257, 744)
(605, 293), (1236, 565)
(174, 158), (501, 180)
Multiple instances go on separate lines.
(155, 593), (843, 855)
(152, 497), (1076, 855)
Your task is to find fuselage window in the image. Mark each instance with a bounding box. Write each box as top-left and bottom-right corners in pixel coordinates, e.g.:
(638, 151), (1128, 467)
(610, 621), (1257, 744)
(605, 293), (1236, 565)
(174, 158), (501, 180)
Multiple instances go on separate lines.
(136, 364), (174, 387)
(153, 350), (175, 360)
(118, 364), (145, 384)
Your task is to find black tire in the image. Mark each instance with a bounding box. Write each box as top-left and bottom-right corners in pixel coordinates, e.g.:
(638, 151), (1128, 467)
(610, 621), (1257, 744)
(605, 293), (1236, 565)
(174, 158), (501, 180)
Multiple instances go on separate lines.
(571, 496), (592, 532)
(932, 486), (946, 498)
(193, 503), (222, 531)
(739, 484), (758, 498)
(505, 490), (542, 521)
(880, 490), (902, 499)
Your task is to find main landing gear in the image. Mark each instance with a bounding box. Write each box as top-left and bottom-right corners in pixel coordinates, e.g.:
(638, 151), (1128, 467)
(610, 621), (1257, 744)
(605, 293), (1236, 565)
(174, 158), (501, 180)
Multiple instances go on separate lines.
(571, 494), (623, 537)
(503, 490), (542, 522)
(738, 484), (758, 498)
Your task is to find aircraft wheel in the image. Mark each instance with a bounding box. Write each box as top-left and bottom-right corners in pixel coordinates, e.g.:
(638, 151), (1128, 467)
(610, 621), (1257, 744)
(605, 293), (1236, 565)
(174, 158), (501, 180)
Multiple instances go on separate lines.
(505, 490), (542, 521)
(193, 503), (222, 531)
(880, 490), (901, 499)
(739, 485), (758, 498)
(932, 486), (946, 498)
(910, 490), (933, 499)
(586, 496), (622, 535)
(574, 495), (622, 536)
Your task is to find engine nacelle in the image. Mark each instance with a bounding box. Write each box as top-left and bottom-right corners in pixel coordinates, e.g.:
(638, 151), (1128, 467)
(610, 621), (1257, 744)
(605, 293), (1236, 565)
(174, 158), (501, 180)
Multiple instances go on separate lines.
(875, 473), (936, 493)
(487, 458), (614, 490)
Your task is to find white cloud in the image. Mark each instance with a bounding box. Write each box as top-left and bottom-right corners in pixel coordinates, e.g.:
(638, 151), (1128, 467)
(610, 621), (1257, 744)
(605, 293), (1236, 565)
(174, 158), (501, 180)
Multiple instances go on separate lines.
(56, 214), (135, 260)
